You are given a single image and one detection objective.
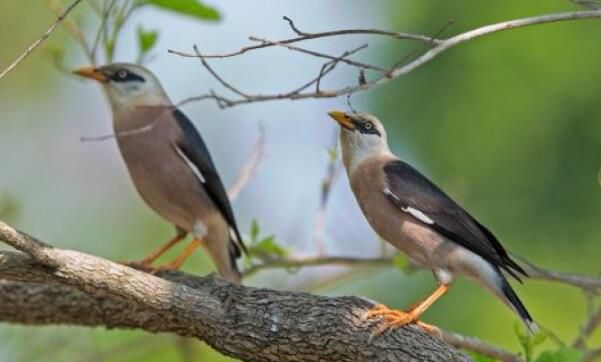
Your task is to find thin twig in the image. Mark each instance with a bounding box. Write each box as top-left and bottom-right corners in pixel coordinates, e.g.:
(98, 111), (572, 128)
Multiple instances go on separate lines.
(244, 253), (601, 294)
(584, 347), (601, 362)
(574, 305), (601, 348)
(168, 19), (441, 59)
(442, 330), (524, 362)
(227, 126), (267, 201)
(173, 10), (601, 109)
(0, 0), (84, 81)
(192, 45), (251, 98)
(242, 255), (392, 278)
(288, 44), (368, 96)
(248, 36), (389, 72)
(90, 0), (118, 64)
(47, 0), (93, 61)
(514, 255), (601, 294)
(312, 133), (341, 255)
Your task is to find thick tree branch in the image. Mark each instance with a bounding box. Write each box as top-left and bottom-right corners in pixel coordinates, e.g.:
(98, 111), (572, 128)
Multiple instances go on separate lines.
(0, 221), (470, 362)
(171, 10), (601, 108)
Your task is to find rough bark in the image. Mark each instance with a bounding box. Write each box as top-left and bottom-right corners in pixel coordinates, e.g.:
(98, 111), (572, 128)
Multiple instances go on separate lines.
(0, 236), (470, 362)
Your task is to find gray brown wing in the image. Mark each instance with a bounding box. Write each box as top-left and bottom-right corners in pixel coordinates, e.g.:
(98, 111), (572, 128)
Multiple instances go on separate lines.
(172, 109), (247, 256)
(383, 160), (525, 279)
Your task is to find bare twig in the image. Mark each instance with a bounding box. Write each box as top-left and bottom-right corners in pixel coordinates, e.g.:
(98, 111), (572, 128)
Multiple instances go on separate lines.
(244, 253), (601, 294)
(168, 17), (441, 60)
(312, 133), (341, 254)
(571, 0), (601, 9)
(0, 0), (84, 81)
(227, 126), (267, 201)
(442, 330), (524, 362)
(173, 10), (601, 108)
(584, 346), (601, 362)
(192, 45), (251, 98)
(574, 305), (601, 348)
(514, 255), (601, 294)
(248, 36), (389, 72)
(90, 0), (118, 63)
(290, 44), (367, 95)
(242, 255), (391, 278)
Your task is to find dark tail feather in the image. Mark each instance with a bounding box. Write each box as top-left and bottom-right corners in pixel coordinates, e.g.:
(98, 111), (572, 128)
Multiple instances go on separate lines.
(500, 276), (538, 334)
(226, 240), (242, 284)
(503, 255), (528, 278)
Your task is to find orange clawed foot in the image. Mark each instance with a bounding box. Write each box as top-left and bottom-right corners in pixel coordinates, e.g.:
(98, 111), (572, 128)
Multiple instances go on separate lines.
(121, 239), (203, 274)
(365, 284), (449, 338)
(365, 304), (439, 337)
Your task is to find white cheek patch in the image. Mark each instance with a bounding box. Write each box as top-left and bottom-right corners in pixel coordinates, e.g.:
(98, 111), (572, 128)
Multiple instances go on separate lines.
(174, 145), (206, 183)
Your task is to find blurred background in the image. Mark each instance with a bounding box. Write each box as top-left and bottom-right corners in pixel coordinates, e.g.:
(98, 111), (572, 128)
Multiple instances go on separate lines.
(0, 0), (600, 361)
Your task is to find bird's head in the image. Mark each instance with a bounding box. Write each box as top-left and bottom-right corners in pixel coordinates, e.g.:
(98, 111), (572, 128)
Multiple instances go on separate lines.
(73, 63), (170, 110)
(328, 111), (390, 171)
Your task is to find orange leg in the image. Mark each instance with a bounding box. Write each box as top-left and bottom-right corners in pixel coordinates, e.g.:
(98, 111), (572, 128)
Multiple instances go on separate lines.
(124, 231), (188, 268)
(366, 284), (450, 336)
(153, 238), (204, 272)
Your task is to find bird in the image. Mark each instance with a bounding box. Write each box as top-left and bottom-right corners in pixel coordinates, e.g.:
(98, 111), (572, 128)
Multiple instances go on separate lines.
(328, 110), (537, 335)
(73, 63), (246, 284)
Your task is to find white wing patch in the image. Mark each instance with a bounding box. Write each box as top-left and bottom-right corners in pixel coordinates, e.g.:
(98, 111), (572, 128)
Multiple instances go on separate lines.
(404, 207), (434, 224)
(174, 144), (206, 183)
(383, 188), (434, 225)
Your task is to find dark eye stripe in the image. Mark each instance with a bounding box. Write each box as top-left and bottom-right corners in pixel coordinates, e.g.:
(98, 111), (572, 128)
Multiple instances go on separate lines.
(110, 70), (145, 83)
(358, 120), (380, 136)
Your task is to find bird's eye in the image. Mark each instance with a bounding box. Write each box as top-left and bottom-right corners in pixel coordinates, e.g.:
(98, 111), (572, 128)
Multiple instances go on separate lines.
(117, 70), (128, 79)
(364, 122), (373, 130)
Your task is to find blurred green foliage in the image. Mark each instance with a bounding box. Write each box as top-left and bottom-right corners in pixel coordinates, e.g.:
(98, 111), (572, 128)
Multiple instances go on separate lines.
(246, 219), (287, 262)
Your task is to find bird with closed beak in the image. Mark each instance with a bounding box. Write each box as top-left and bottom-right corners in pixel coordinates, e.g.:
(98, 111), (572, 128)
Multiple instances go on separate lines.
(328, 110), (537, 335)
(74, 63), (246, 284)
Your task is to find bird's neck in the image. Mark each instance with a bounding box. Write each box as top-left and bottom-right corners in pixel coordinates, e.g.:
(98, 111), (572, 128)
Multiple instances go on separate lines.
(112, 105), (173, 133)
(108, 93), (172, 115)
(340, 133), (393, 175)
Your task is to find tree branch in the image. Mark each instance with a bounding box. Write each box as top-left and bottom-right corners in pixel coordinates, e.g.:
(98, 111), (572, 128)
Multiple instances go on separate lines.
(0, 0), (84, 81)
(171, 10), (601, 108)
(244, 254), (601, 294)
(227, 126), (266, 201)
(0, 221), (470, 362)
(168, 16), (441, 60)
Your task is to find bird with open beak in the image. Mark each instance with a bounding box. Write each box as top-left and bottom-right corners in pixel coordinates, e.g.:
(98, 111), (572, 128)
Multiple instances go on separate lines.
(328, 110), (537, 335)
(73, 63), (246, 284)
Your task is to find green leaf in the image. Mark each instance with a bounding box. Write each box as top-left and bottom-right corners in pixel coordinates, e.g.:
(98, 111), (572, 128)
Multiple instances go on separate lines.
(531, 331), (547, 347)
(534, 347), (583, 362)
(46, 44), (66, 69)
(137, 27), (159, 55)
(136, 0), (220, 21)
(250, 219), (260, 243)
(248, 236), (288, 259)
(327, 146), (338, 161)
(392, 254), (408, 272)
(514, 323), (549, 362)
(0, 193), (21, 224)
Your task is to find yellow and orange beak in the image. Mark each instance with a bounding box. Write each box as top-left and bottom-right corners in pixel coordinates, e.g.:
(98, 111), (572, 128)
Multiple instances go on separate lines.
(73, 66), (108, 83)
(328, 111), (355, 130)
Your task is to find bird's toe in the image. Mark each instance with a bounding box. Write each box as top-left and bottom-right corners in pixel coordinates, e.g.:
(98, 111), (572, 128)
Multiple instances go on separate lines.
(366, 304), (440, 338)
